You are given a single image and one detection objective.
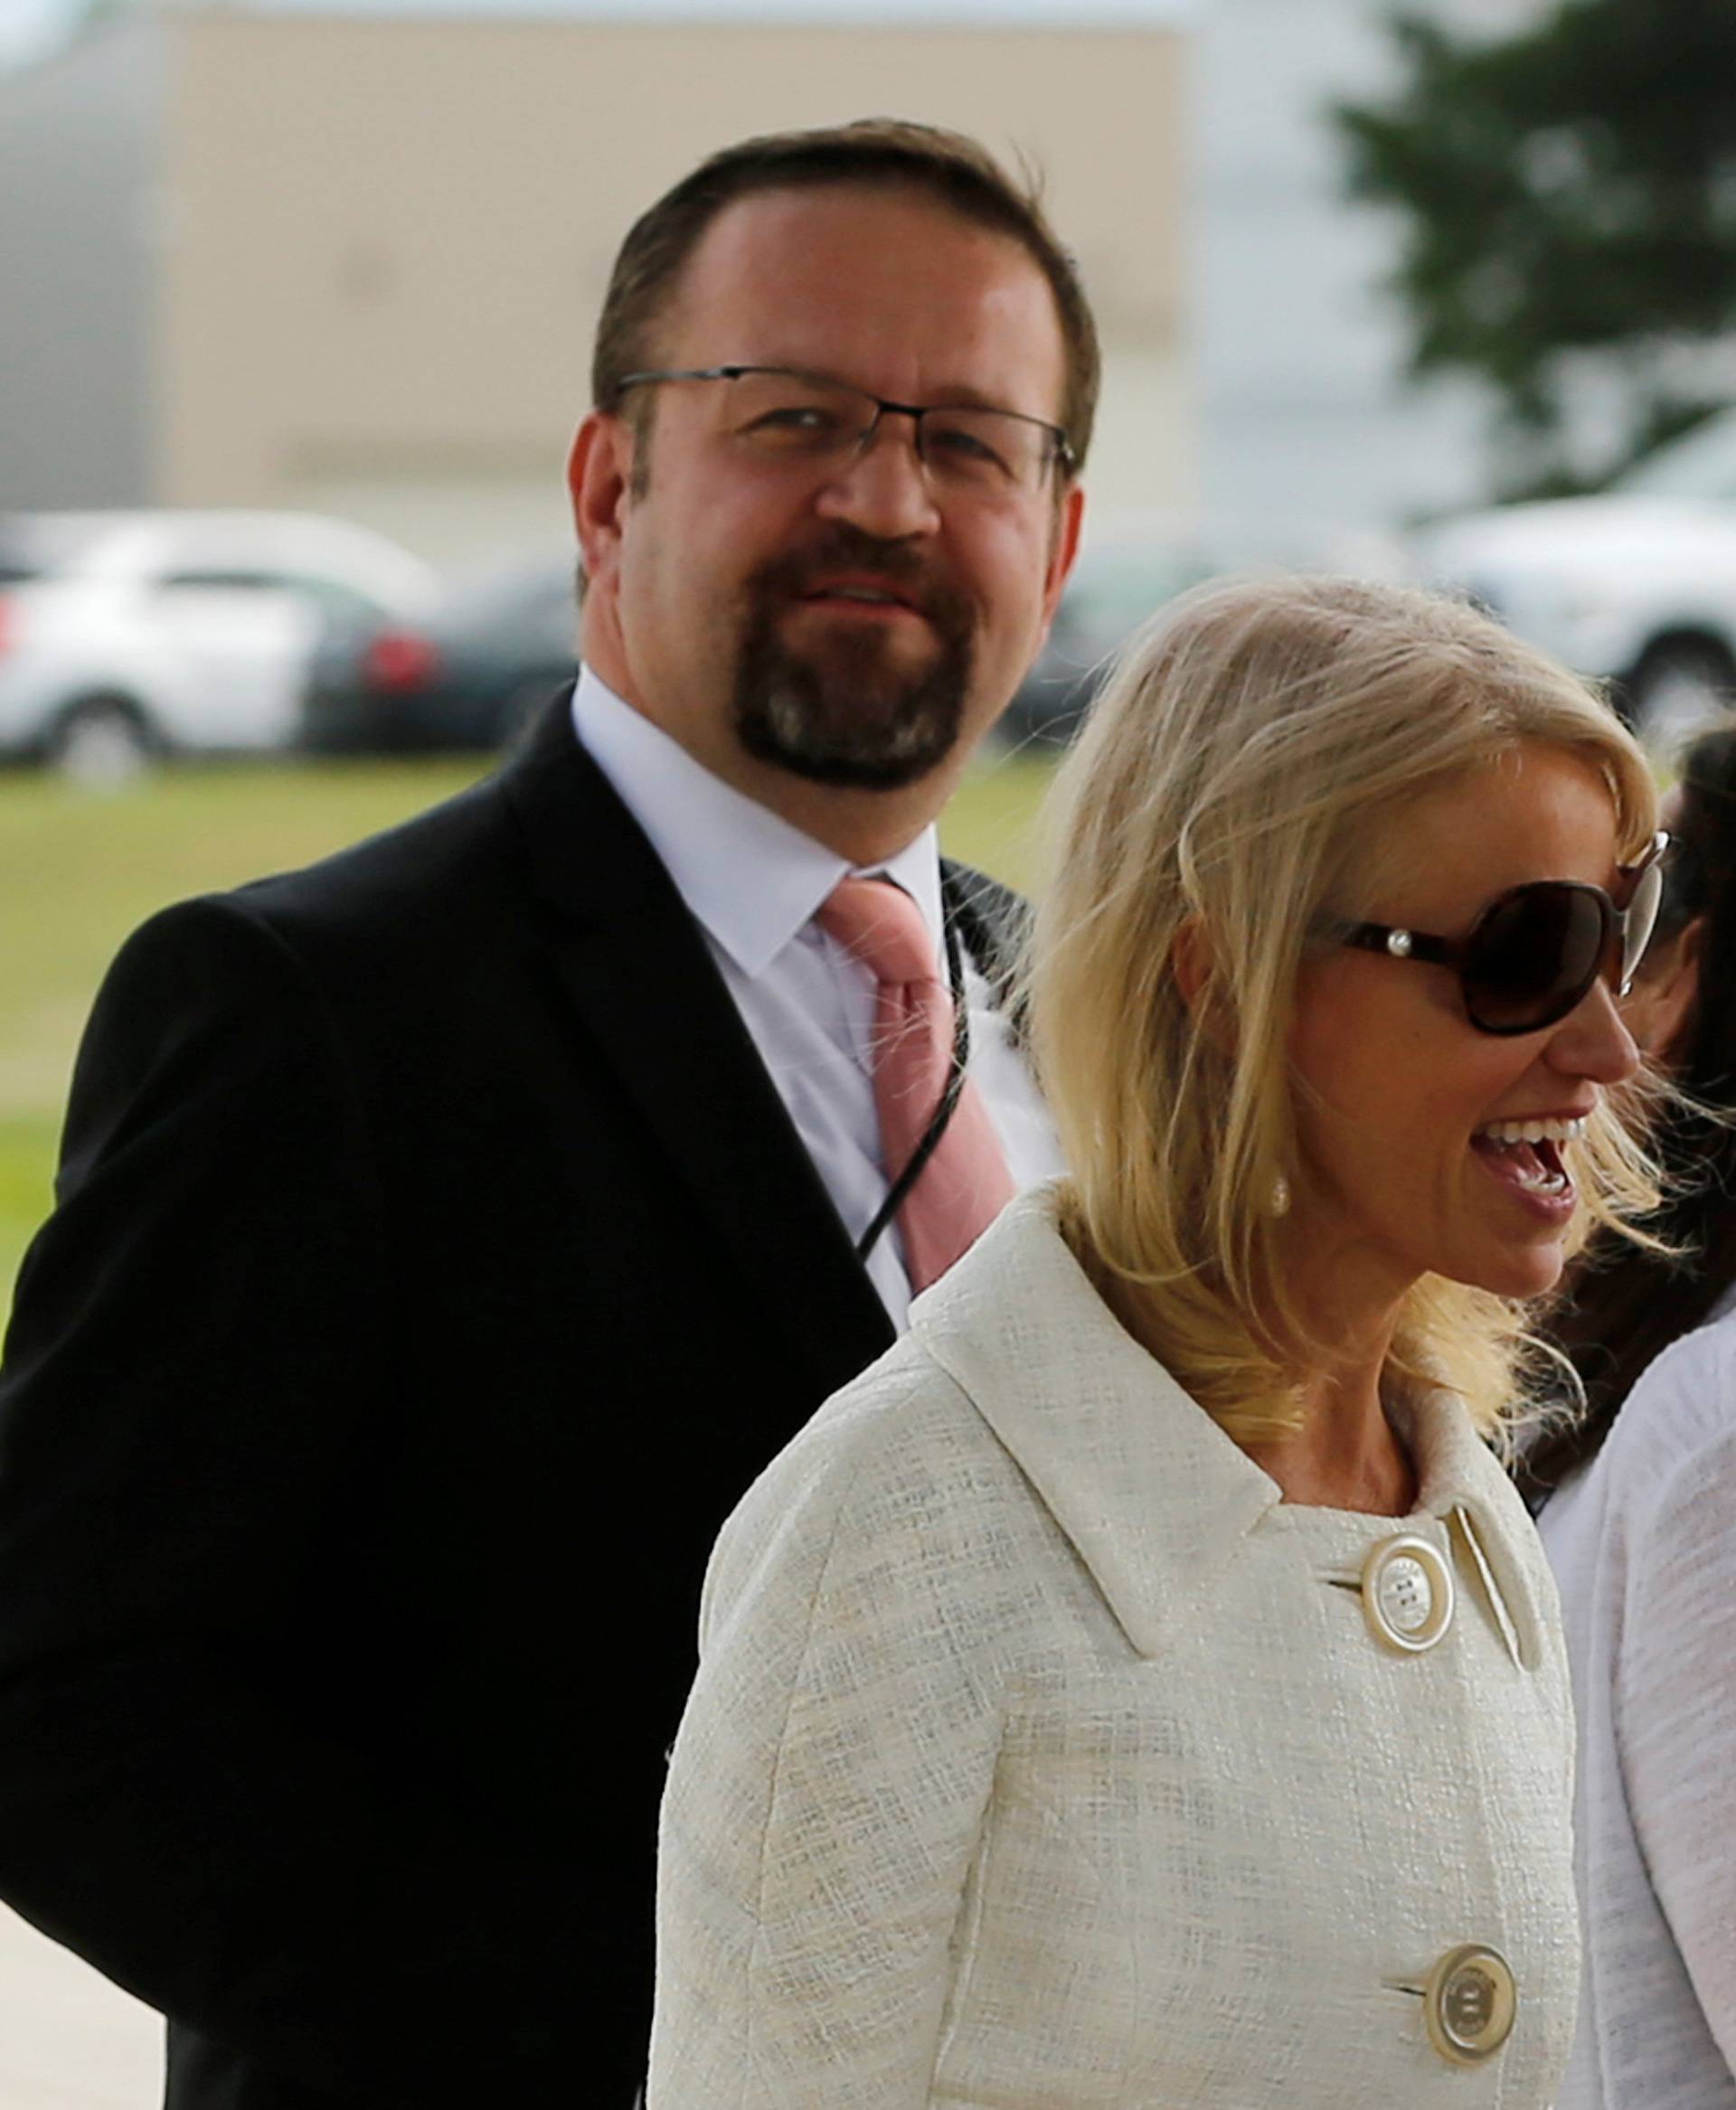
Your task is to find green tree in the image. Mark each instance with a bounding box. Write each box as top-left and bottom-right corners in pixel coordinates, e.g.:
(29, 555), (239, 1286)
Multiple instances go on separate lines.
(1336, 0), (1736, 498)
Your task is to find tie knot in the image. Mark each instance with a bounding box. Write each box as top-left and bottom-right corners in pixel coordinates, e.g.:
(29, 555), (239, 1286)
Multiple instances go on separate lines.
(816, 877), (939, 990)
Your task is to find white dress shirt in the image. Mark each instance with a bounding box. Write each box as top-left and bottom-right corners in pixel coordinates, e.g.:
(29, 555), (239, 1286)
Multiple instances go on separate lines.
(571, 667), (1061, 1328)
(1540, 1306), (1736, 2110)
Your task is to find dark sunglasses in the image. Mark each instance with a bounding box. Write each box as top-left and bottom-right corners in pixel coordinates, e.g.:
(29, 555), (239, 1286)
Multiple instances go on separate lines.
(1326, 832), (1670, 1036)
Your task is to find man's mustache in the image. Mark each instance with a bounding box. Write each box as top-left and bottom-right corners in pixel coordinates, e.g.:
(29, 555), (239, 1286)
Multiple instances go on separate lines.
(748, 528), (972, 632)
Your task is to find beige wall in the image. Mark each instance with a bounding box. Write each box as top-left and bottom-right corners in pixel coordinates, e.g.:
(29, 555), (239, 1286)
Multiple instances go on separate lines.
(156, 12), (1188, 568)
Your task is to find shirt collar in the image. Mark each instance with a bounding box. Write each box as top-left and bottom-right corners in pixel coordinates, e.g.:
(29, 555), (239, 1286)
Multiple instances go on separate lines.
(571, 664), (945, 978)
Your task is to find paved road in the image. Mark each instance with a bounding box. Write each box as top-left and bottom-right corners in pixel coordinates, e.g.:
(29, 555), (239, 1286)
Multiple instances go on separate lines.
(0, 1905), (161, 2107)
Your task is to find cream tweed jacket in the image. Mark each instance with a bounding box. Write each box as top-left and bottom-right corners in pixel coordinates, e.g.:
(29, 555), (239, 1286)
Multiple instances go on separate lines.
(649, 1189), (1580, 2107)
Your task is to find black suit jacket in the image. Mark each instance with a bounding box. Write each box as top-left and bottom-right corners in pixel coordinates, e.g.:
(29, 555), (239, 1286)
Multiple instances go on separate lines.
(0, 697), (1030, 2110)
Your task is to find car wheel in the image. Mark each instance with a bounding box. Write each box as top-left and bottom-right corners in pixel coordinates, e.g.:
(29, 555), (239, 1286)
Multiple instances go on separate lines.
(46, 696), (155, 787)
(1628, 640), (1736, 752)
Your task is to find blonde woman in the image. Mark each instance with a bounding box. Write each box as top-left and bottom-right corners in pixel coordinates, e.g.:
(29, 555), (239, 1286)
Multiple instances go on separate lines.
(648, 578), (1667, 2107)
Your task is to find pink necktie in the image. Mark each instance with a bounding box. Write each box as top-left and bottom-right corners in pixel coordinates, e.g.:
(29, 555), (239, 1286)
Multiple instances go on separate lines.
(817, 876), (1016, 1295)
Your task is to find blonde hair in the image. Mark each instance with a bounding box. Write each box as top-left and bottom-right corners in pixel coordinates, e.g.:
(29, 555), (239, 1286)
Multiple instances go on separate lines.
(1029, 574), (1665, 1450)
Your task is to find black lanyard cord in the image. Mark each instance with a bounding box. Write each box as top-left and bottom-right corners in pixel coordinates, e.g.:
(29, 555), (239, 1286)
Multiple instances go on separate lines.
(854, 907), (972, 1266)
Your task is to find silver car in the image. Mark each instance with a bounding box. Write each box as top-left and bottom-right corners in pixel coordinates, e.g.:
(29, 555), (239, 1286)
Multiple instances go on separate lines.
(1410, 410), (1736, 748)
(0, 510), (436, 779)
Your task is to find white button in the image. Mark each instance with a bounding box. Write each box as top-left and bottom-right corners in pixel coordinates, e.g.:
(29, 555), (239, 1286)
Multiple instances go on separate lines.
(1424, 1944), (1516, 2065)
(1361, 1532), (1454, 1653)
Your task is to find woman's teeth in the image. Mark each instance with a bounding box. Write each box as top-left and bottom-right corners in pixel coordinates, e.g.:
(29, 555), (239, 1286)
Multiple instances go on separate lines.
(1507, 1156), (1570, 1195)
(1477, 1116), (1587, 1146)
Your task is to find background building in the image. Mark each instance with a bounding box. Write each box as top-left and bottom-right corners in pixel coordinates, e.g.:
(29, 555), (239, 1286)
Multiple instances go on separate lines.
(0, 5), (1191, 568)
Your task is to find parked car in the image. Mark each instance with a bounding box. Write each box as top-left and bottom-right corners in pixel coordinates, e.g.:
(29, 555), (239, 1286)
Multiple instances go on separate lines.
(0, 510), (436, 779)
(301, 557), (580, 754)
(1410, 410), (1736, 746)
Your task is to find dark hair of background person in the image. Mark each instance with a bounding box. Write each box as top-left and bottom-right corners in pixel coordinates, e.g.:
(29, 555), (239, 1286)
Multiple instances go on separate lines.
(590, 117), (1101, 475)
(1523, 720), (1736, 1504)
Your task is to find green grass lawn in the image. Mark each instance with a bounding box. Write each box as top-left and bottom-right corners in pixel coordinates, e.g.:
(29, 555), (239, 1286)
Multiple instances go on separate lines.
(0, 746), (1057, 1332)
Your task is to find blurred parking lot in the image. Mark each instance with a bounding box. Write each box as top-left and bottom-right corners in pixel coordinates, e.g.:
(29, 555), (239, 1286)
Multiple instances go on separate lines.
(9, 485), (1733, 801)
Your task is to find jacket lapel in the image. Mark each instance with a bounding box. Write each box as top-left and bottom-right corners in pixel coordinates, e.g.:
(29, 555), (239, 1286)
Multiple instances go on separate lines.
(499, 696), (895, 1399)
(913, 1192), (1281, 1660)
(940, 857), (1032, 1033)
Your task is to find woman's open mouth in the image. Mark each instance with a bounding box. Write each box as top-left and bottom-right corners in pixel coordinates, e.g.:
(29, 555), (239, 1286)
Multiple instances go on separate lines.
(1469, 1115), (1585, 1215)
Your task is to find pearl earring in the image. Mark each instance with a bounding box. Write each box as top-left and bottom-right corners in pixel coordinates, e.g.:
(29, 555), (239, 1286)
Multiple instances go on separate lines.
(1268, 1173), (1291, 1218)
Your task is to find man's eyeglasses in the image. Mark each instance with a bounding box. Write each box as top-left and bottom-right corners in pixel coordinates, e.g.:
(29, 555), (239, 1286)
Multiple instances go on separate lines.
(611, 363), (1075, 497)
(1322, 833), (1670, 1036)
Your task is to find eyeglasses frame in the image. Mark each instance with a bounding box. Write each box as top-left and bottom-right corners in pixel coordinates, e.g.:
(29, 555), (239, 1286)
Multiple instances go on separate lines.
(610, 363), (1078, 487)
(1325, 831), (1672, 1036)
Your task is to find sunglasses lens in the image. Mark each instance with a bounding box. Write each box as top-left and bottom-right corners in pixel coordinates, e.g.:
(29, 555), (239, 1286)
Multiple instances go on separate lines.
(1619, 854), (1665, 991)
(1463, 885), (1607, 1033)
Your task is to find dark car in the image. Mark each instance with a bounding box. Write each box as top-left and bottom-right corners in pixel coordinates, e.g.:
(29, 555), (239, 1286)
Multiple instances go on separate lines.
(301, 557), (579, 753)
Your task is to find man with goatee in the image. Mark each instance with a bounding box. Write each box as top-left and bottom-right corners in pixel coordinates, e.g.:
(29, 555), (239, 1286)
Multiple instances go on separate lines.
(0, 118), (1094, 2108)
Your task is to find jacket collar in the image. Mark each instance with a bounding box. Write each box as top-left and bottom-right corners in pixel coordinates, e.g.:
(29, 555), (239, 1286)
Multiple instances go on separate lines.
(910, 1188), (1549, 1663)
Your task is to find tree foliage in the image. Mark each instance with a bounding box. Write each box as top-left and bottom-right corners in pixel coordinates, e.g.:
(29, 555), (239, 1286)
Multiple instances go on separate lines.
(1336, 0), (1736, 495)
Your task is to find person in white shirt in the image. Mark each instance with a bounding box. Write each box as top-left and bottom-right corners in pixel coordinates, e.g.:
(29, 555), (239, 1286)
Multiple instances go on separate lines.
(1535, 720), (1736, 2110)
(1540, 1323), (1736, 2110)
(652, 574), (1667, 2107)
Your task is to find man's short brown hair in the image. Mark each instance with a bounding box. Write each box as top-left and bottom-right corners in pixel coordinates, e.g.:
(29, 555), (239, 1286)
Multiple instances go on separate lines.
(590, 118), (1099, 473)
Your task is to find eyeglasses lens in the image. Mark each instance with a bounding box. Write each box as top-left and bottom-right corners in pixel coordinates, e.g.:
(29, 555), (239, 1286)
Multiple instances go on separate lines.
(725, 372), (1046, 492)
(1464, 886), (1608, 1033)
(726, 371), (862, 453)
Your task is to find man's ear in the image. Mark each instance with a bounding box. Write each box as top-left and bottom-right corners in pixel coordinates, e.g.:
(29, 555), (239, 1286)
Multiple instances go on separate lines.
(1038, 484), (1086, 637)
(567, 410), (636, 589)
(1625, 913), (1706, 1066)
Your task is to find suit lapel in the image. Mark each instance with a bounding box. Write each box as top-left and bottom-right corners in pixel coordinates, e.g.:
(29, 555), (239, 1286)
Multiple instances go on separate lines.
(941, 857), (1032, 1038)
(499, 697), (895, 1399)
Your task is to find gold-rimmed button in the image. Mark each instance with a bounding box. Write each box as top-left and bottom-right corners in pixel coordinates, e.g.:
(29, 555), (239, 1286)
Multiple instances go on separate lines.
(1423, 1944), (1516, 2065)
(1361, 1532), (1454, 1653)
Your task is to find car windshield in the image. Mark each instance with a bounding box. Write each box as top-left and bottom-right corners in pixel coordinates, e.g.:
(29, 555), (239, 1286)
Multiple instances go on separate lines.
(1616, 415), (1736, 504)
